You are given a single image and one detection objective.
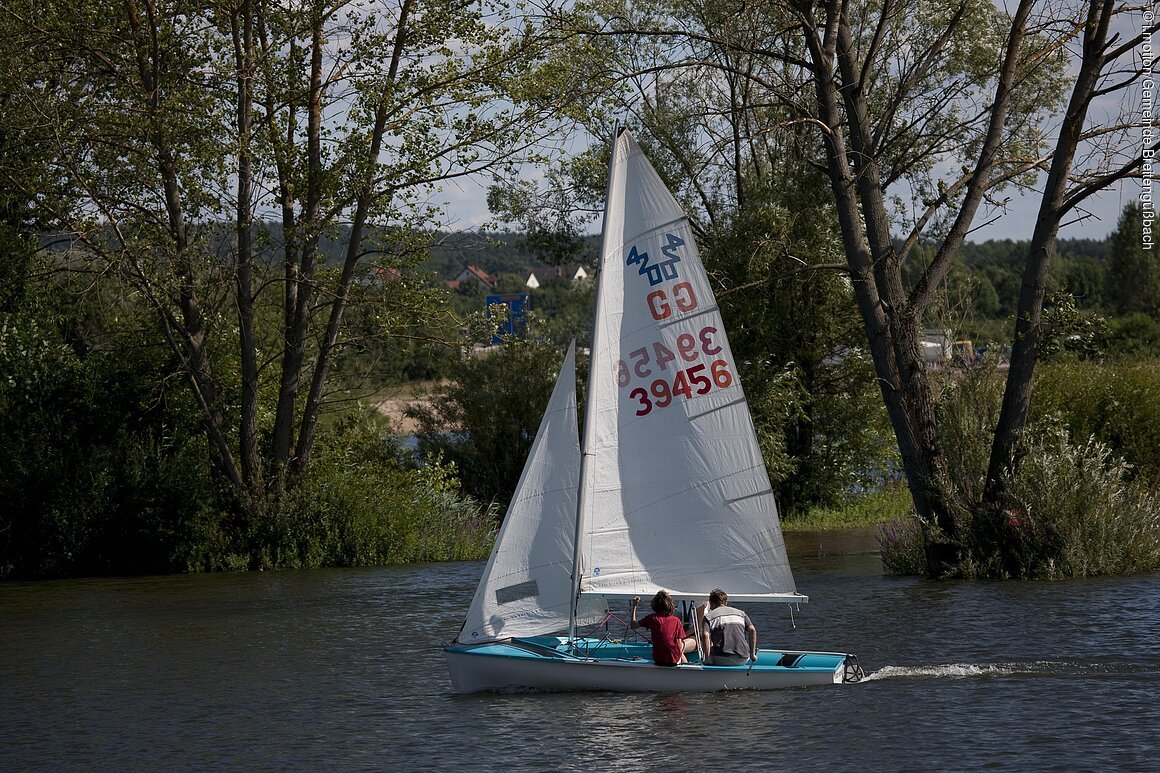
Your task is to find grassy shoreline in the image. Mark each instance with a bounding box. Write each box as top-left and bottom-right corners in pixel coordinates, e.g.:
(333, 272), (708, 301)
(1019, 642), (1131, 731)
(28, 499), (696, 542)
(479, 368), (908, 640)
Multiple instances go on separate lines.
(781, 484), (912, 532)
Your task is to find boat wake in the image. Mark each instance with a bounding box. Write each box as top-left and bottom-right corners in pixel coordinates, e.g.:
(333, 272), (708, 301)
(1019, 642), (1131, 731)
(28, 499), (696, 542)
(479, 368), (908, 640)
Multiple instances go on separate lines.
(864, 660), (1157, 681)
(863, 663), (1019, 681)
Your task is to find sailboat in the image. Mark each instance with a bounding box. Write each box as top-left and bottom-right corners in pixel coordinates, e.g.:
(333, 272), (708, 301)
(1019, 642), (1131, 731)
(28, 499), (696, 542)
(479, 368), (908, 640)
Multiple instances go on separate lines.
(444, 129), (863, 693)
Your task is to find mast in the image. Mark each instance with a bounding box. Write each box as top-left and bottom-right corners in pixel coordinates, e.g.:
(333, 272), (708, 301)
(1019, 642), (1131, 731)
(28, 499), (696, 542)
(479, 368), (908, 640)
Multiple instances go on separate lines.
(568, 126), (622, 642)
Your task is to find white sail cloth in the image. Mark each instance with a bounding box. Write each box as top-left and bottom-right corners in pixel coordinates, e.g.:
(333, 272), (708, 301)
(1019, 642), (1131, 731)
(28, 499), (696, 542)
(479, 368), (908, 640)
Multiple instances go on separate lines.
(577, 131), (799, 603)
(457, 343), (606, 643)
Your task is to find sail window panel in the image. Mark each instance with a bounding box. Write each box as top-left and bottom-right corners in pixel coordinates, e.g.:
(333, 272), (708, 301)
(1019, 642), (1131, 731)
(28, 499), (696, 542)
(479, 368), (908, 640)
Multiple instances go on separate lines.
(495, 580), (539, 605)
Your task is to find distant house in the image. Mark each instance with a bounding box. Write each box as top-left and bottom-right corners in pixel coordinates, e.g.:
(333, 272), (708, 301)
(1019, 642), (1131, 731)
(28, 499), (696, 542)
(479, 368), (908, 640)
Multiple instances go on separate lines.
(446, 264), (498, 290)
(921, 328), (952, 366)
(367, 266), (403, 284)
(523, 265), (590, 289)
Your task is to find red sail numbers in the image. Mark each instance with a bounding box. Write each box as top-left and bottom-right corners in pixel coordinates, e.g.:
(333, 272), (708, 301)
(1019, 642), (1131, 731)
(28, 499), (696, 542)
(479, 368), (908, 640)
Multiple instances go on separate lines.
(616, 233), (736, 417)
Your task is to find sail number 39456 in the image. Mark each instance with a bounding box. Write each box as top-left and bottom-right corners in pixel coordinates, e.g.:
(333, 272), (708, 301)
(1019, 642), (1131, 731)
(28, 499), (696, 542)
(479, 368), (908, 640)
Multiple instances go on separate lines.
(614, 324), (734, 416)
(626, 360), (733, 416)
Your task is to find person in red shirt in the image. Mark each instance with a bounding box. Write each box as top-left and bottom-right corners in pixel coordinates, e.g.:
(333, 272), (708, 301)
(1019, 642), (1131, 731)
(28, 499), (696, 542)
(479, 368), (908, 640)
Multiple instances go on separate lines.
(629, 591), (698, 666)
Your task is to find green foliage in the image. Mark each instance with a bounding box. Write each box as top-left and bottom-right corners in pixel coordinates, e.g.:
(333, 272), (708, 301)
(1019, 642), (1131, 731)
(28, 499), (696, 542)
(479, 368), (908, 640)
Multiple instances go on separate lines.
(706, 192), (899, 514)
(1105, 313), (1160, 358)
(1038, 291), (1108, 361)
(407, 338), (568, 506)
(970, 421), (1160, 578)
(1060, 255), (1107, 310)
(0, 0), (586, 523)
(1107, 202), (1160, 317)
(789, 483), (913, 531)
(0, 295), (221, 578)
(248, 410), (496, 570)
(933, 364), (1005, 506)
(1032, 360), (1160, 484)
(0, 263), (495, 578)
(523, 277), (597, 349)
(880, 364), (1160, 578)
(424, 231), (595, 280)
(877, 516), (930, 577)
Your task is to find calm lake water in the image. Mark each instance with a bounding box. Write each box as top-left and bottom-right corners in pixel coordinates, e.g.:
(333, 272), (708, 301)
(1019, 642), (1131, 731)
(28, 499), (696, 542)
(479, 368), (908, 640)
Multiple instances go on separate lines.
(2, 532), (1158, 771)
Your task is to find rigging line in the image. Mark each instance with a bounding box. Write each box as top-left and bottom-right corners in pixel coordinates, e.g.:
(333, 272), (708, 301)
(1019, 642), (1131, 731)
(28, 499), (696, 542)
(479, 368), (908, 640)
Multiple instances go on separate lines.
(571, 126), (621, 643)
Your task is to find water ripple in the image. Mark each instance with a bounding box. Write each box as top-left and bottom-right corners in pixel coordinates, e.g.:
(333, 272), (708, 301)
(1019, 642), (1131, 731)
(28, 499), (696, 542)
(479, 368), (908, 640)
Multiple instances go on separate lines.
(3, 558), (1159, 770)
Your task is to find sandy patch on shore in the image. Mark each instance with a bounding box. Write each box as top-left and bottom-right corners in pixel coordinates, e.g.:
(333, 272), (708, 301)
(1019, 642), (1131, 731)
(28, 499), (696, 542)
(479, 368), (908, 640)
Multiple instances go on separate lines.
(372, 397), (427, 435)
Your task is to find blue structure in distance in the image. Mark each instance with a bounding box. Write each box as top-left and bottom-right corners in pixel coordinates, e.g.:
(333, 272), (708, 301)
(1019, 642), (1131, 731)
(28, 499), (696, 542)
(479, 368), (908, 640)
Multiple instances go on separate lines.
(486, 293), (530, 345)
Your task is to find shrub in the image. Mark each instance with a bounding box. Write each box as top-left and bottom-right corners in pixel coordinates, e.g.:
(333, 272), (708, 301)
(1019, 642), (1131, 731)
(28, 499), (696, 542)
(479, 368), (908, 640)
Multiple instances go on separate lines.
(791, 482), (912, 530)
(879, 364), (1160, 579)
(250, 409), (496, 570)
(1033, 360), (1160, 484)
(0, 310), (220, 578)
(407, 338), (565, 507)
(995, 420), (1160, 578)
(877, 515), (928, 576)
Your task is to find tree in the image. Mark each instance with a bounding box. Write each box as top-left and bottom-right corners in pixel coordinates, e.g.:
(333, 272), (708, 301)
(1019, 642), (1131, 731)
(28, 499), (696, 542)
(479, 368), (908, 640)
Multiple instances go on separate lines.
(982, 2), (1155, 547)
(0, 0), (577, 536)
(407, 339), (568, 506)
(536, 0), (1152, 574)
(493, 0), (902, 513)
(1106, 202), (1160, 317)
(0, 273), (216, 577)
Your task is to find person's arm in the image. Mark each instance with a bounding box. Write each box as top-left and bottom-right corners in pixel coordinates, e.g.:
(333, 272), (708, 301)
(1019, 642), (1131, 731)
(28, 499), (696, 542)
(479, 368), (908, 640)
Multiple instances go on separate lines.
(747, 622), (758, 661)
(629, 596), (641, 629)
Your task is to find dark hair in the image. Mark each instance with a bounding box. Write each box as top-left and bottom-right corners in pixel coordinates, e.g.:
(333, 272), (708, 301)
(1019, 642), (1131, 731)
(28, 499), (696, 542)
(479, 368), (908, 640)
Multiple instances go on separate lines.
(709, 589), (728, 606)
(650, 590), (675, 616)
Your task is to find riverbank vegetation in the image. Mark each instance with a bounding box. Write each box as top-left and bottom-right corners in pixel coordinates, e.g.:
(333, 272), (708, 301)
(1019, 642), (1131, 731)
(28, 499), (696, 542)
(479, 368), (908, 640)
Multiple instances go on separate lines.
(1, 0), (1157, 581)
(0, 271), (496, 577)
(879, 361), (1160, 578)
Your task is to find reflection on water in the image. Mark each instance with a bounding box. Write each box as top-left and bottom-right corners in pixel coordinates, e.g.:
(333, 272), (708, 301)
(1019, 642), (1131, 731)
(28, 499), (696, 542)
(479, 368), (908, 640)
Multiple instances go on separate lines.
(2, 547), (1158, 770)
(782, 526), (880, 558)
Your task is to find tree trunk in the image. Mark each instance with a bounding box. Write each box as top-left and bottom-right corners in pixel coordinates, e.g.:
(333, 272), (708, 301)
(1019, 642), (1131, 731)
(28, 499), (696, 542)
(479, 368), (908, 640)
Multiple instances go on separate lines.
(983, 0), (1116, 521)
(292, 0), (412, 475)
(232, 0), (262, 496)
(790, 0), (1042, 572)
(798, 1), (956, 561)
(272, 3), (327, 480)
(125, 0), (243, 495)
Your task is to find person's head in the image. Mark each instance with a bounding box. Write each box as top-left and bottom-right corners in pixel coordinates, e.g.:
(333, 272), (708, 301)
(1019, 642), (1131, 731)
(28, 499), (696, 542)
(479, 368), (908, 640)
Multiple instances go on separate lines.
(709, 589), (728, 608)
(650, 590), (675, 616)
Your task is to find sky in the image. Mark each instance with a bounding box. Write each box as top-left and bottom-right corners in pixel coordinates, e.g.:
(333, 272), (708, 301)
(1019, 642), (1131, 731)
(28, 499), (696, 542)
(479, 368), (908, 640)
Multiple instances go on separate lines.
(438, 2), (1148, 248)
(438, 167), (1137, 245)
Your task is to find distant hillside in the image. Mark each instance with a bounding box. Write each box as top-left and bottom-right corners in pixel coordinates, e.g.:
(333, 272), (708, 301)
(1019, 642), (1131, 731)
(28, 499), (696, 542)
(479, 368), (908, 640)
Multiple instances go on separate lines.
(426, 231), (599, 278)
(301, 225), (599, 278)
(960, 237), (1110, 267)
(48, 224), (1109, 283)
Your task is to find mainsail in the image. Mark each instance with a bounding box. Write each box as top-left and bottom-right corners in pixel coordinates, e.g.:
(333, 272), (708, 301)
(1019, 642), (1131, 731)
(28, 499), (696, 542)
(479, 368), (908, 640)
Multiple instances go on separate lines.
(577, 130), (800, 603)
(457, 342), (605, 642)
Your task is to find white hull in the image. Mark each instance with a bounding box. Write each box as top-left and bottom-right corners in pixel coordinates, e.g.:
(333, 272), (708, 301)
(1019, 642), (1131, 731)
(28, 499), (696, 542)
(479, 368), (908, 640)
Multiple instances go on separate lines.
(445, 640), (861, 694)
